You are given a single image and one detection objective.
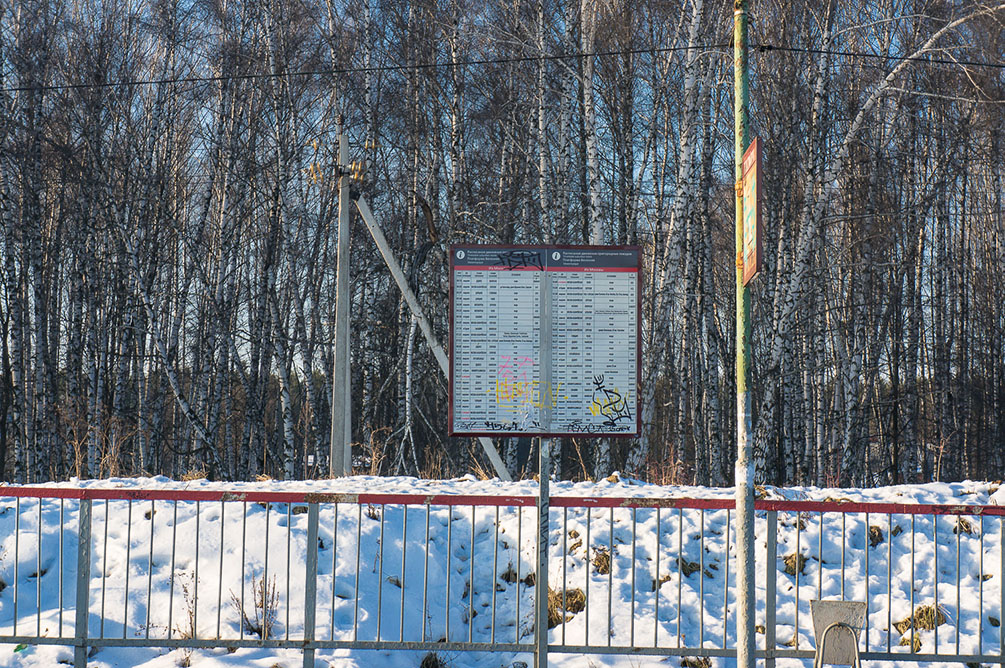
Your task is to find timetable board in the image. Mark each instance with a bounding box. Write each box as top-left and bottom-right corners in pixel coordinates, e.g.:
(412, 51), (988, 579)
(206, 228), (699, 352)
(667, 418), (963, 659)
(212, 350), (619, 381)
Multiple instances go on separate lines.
(450, 245), (640, 437)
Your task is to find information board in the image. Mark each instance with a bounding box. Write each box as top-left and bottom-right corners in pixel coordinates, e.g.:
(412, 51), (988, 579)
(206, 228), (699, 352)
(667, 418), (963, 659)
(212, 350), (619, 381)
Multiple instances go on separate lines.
(450, 245), (640, 437)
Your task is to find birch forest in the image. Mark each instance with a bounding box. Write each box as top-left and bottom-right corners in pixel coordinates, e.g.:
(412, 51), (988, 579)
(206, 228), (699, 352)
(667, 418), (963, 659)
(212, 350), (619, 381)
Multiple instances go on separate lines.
(1, 0), (1004, 486)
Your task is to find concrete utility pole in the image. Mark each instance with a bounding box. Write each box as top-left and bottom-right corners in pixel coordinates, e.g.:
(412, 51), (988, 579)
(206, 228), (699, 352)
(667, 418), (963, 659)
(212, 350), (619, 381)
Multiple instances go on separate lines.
(331, 118), (352, 477)
(733, 2), (756, 668)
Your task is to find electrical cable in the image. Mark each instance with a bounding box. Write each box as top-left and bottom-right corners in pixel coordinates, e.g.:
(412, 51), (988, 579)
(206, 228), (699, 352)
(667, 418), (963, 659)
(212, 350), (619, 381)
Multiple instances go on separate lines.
(1, 40), (1002, 95)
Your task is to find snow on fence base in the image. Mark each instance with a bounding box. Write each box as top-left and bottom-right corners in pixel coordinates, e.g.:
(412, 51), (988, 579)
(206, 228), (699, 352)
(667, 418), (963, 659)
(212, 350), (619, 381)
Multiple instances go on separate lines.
(0, 487), (1003, 667)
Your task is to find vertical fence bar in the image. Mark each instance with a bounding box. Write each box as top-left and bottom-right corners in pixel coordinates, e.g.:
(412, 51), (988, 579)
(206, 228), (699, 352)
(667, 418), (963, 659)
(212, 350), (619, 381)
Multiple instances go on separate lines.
(562, 506), (568, 647)
(124, 500), (132, 639)
(631, 507), (637, 647)
(263, 502), (272, 640)
(817, 512), (823, 603)
(446, 505), (452, 642)
(194, 501), (201, 639)
(699, 508), (705, 648)
(469, 505), (475, 644)
(59, 500), (64, 634)
(303, 503), (319, 668)
(492, 506), (500, 645)
(910, 514), (916, 653)
(74, 498), (92, 668)
(934, 513), (939, 650)
(655, 507), (661, 649)
(677, 508), (683, 648)
(217, 501), (225, 639)
(168, 501), (178, 640)
(517, 506), (523, 645)
(794, 513), (801, 649)
(330, 503), (340, 640)
(765, 510), (777, 668)
(400, 505), (408, 643)
(240, 502), (247, 641)
(979, 515), (984, 653)
(886, 513), (892, 652)
(607, 507), (613, 648)
(422, 505), (430, 643)
(840, 512), (846, 599)
(100, 500), (108, 638)
(378, 505), (386, 642)
(13, 498), (19, 635)
(584, 507), (589, 647)
(146, 500), (155, 639)
(999, 517), (1003, 656)
(36, 499), (42, 636)
(724, 509), (730, 651)
(286, 504), (292, 641)
(956, 514), (961, 655)
(864, 512), (870, 650)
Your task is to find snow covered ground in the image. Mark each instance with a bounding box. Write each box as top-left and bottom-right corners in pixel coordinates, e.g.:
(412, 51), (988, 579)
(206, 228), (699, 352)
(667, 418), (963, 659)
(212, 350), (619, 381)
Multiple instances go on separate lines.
(0, 475), (1003, 668)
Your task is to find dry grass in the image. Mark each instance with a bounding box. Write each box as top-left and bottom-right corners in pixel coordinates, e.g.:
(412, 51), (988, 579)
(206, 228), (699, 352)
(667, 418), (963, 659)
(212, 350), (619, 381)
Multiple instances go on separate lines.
(680, 657), (711, 668)
(899, 634), (922, 652)
(568, 529), (583, 554)
(180, 468), (207, 482)
(955, 517), (975, 535)
(500, 564), (519, 583)
(782, 514), (807, 530)
(593, 547), (611, 575)
(869, 525), (884, 547)
(563, 588), (586, 613)
(650, 573), (672, 591)
(544, 587), (588, 628)
(420, 652), (447, 668)
(894, 604), (947, 635)
(783, 553), (806, 576)
(678, 558), (701, 577)
(173, 574), (197, 665)
(230, 575), (279, 640)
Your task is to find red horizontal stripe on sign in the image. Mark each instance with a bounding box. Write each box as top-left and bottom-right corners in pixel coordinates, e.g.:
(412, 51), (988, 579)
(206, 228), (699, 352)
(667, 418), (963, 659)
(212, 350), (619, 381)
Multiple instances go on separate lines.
(453, 265), (544, 271)
(546, 267), (637, 272)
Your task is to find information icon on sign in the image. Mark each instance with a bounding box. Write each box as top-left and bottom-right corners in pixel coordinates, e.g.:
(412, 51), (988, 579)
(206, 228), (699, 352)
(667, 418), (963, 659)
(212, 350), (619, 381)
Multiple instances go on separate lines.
(552, 252), (561, 261)
(456, 250), (465, 260)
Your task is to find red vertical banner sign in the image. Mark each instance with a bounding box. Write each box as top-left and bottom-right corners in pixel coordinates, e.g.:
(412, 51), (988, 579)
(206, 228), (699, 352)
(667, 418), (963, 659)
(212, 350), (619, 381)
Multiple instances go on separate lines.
(742, 137), (763, 286)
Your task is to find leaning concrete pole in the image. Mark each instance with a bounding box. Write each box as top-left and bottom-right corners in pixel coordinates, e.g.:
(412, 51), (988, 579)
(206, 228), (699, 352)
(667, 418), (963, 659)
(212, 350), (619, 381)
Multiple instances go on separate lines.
(733, 2), (756, 668)
(331, 118), (352, 477)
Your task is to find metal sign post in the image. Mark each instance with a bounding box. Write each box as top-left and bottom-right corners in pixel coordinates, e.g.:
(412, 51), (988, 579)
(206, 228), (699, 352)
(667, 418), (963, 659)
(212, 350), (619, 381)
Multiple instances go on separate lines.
(734, 3), (756, 668)
(536, 437), (550, 667)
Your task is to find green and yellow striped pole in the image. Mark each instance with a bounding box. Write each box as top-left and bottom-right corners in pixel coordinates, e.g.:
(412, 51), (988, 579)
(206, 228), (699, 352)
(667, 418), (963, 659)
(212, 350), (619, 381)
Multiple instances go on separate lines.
(733, 1), (755, 667)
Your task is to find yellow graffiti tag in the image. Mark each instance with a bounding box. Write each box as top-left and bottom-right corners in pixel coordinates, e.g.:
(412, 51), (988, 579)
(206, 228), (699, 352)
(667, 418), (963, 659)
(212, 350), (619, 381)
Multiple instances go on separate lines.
(492, 380), (563, 411)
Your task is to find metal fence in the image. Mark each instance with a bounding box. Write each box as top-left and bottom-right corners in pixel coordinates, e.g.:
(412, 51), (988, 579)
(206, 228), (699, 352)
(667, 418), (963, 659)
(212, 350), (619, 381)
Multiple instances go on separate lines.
(0, 487), (1002, 667)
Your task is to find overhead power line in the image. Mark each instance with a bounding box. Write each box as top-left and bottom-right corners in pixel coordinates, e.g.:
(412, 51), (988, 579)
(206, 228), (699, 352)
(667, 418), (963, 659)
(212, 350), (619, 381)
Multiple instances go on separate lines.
(752, 43), (1005, 72)
(1, 41), (1002, 95)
